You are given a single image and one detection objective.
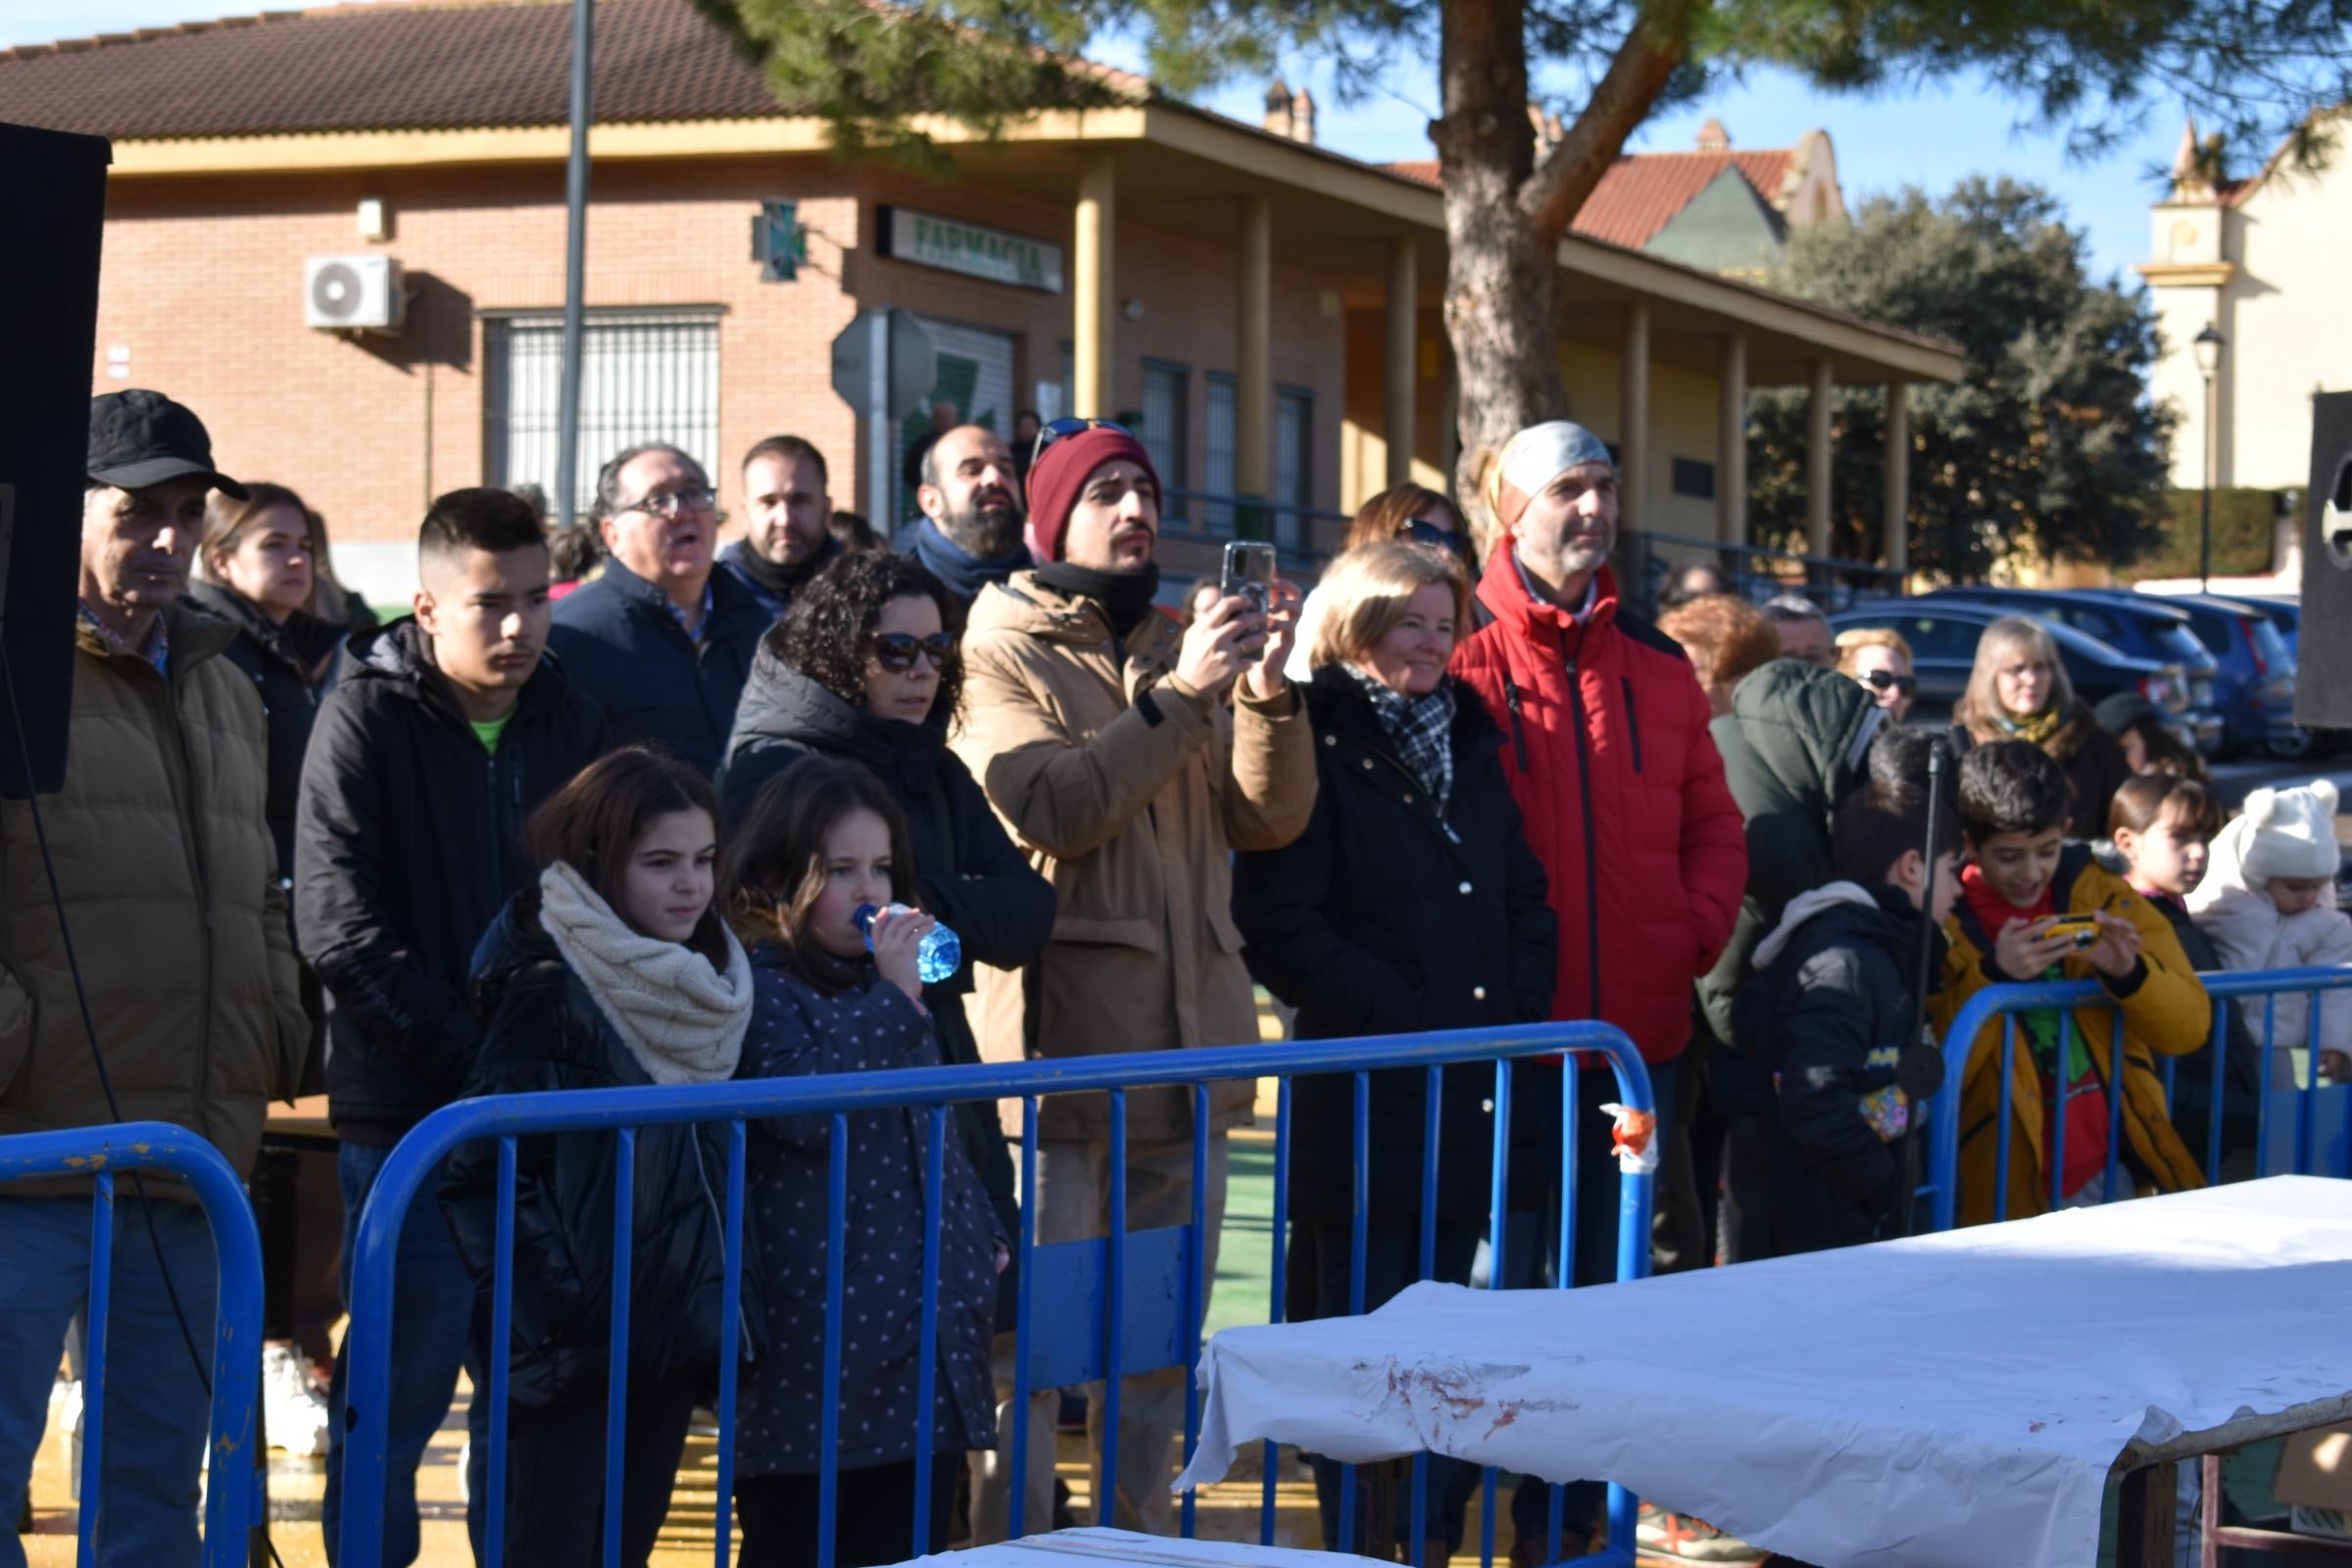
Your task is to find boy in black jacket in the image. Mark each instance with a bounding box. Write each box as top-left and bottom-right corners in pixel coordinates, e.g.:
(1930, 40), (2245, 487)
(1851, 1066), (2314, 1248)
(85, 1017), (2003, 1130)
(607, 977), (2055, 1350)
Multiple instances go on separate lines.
(1735, 765), (1960, 1255)
(297, 488), (606, 1565)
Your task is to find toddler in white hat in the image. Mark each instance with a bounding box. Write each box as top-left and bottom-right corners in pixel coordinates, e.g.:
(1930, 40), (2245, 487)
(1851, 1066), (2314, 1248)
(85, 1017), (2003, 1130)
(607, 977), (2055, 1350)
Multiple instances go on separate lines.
(2186, 780), (2352, 1080)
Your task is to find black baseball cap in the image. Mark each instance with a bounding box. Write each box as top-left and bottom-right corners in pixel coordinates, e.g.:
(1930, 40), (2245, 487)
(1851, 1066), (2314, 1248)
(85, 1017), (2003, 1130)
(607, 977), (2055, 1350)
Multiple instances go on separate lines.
(87, 389), (248, 499)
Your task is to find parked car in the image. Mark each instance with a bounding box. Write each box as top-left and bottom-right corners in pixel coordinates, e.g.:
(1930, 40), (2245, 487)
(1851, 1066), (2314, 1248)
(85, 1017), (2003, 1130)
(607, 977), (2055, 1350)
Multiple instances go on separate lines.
(1826, 602), (2220, 751)
(1918, 587), (2221, 746)
(2080, 590), (2297, 758)
(2236, 597), (2335, 758)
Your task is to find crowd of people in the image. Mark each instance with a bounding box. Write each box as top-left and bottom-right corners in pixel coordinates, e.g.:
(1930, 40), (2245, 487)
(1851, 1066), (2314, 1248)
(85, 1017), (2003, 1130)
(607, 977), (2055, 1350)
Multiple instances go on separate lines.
(0, 386), (2341, 1568)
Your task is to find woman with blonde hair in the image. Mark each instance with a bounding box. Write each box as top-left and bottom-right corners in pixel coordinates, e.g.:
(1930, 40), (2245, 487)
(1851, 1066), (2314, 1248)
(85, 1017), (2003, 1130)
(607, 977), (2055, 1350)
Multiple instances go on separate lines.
(1954, 613), (2129, 834)
(1288, 482), (1474, 681)
(1232, 538), (1555, 1566)
(1836, 625), (1917, 720)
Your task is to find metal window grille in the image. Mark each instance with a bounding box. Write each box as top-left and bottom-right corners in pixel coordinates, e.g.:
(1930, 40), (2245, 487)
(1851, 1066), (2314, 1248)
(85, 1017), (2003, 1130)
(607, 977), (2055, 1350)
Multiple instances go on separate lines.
(483, 311), (721, 522)
(1143, 361), (1191, 528)
(1276, 387), (1313, 551)
(1203, 374), (1238, 538)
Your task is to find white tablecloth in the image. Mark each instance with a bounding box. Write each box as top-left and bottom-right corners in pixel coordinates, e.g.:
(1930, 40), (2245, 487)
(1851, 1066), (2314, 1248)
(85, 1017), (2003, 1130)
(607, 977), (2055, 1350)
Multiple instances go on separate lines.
(1176, 1178), (2352, 1566)
(899, 1529), (1391, 1568)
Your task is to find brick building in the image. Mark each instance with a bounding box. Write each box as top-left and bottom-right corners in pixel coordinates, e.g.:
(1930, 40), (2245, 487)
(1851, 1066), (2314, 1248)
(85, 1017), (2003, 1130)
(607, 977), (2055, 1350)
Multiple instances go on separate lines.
(4, 0), (1959, 602)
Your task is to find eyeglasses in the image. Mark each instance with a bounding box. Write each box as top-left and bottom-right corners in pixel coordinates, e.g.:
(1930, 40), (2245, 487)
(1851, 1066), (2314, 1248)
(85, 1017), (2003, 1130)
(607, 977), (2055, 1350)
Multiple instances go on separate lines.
(1861, 669), (1919, 697)
(621, 487), (718, 518)
(1403, 518), (1473, 560)
(871, 631), (956, 673)
(1031, 416), (1133, 468)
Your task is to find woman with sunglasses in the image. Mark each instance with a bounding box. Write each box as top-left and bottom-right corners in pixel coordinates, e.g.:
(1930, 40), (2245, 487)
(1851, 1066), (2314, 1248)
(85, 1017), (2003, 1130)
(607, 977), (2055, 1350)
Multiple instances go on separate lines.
(1835, 626), (1918, 721)
(717, 551), (1054, 1319)
(1286, 482), (1476, 682)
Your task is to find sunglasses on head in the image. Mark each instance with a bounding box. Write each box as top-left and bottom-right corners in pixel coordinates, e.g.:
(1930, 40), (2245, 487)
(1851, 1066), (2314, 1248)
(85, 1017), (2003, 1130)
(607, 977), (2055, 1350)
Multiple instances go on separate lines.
(1403, 518), (1473, 560)
(1862, 669), (1919, 696)
(1031, 416), (1134, 468)
(871, 631), (956, 674)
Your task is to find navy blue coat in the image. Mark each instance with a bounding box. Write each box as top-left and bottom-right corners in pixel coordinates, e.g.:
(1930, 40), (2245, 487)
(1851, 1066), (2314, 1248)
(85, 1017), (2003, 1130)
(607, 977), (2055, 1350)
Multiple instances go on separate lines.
(1734, 882), (1941, 1255)
(732, 956), (1001, 1476)
(549, 559), (773, 778)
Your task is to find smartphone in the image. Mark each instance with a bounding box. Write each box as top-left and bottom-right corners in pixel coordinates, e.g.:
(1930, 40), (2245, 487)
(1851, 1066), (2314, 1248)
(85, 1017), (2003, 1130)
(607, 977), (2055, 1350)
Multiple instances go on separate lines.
(2042, 914), (2102, 950)
(1220, 542), (1278, 664)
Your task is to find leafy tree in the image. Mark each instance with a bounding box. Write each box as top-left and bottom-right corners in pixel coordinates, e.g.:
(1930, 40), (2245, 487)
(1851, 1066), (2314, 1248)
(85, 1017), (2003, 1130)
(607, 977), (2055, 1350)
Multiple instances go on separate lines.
(691, 0), (2347, 514)
(1745, 178), (2176, 582)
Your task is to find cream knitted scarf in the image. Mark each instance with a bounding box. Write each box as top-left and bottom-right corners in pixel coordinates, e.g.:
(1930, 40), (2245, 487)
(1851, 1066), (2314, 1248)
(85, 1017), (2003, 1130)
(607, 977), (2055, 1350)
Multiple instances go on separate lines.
(536, 860), (754, 1086)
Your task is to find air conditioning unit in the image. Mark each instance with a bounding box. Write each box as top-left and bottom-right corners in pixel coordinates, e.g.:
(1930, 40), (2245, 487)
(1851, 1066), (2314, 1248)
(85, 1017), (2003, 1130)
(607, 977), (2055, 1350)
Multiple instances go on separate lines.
(304, 255), (404, 332)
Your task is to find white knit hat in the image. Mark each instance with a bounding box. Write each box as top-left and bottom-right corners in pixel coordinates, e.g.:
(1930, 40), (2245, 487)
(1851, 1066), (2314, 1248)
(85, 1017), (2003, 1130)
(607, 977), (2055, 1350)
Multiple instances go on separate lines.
(2239, 780), (2343, 882)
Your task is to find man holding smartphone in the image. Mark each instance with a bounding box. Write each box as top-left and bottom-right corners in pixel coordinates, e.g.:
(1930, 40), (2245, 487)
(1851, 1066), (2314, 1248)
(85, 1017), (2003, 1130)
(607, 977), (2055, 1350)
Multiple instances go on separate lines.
(953, 419), (1316, 1541)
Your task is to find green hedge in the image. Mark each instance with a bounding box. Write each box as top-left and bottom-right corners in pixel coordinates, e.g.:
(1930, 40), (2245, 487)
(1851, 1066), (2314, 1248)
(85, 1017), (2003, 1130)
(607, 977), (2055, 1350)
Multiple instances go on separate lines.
(2123, 488), (2279, 580)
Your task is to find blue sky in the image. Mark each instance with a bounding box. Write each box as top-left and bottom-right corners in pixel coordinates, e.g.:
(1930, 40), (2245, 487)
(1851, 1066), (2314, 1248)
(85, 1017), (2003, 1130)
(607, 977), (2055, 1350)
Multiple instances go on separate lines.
(7, 0), (2192, 285)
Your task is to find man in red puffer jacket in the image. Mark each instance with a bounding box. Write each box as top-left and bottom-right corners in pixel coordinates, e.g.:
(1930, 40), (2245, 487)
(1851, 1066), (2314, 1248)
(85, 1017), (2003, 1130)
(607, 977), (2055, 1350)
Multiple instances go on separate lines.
(1452, 418), (1746, 1550)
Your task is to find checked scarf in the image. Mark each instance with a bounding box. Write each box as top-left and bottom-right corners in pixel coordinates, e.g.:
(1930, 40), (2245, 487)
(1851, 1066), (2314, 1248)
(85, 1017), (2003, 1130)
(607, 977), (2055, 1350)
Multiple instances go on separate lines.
(1341, 663), (1457, 815)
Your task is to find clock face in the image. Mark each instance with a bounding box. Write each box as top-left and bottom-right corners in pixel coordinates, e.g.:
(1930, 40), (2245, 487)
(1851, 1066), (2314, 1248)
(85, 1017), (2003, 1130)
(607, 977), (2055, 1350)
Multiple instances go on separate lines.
(2171, 220), (2201, 260)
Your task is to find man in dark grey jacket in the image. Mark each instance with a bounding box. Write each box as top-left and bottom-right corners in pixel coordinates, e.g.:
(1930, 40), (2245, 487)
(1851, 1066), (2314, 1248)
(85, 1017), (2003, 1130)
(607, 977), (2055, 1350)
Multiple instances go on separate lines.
(298, 487), (604, 1566)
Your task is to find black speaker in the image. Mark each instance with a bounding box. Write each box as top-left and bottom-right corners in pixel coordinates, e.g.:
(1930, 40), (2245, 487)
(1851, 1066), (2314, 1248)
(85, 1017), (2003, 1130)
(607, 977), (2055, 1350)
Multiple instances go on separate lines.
(0, 122), (110, 796)
(2299, 391), (2352, 730)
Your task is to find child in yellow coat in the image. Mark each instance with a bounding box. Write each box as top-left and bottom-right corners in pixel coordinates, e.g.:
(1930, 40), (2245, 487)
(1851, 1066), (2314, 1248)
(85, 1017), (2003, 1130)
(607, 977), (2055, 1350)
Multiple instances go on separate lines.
(1933, 741), (2210, 1223)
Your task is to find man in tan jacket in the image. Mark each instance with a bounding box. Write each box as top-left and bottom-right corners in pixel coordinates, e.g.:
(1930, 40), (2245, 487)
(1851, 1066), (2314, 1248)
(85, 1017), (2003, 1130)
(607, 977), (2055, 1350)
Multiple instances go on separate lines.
(955, 421), (1314, 1538)
(0, 391), (306, 1566)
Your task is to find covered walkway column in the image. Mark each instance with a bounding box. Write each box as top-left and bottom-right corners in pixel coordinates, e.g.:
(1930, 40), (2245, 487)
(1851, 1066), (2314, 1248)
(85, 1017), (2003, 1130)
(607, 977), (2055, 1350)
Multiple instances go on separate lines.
(1073, 152), (1116, 416)
(1806, 358), (1835, 559)
(1884, 381), (1910, 575)
(1238, 194), (1273, 536)
(1718, 331), (1747, 545)
(1619, 304), (1650, 527)
(1384, 238), (1417, 487)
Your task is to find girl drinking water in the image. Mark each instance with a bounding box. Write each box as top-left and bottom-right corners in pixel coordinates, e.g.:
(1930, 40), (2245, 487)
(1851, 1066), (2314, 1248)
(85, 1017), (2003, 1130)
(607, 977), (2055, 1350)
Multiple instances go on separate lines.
(721, 758), (1003, 1568)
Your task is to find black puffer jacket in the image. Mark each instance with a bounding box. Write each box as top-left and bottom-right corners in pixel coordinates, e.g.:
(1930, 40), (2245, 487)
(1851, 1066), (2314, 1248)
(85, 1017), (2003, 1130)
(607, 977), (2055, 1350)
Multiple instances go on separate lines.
(1233, 667), (1557, 1224)
(296, 620), (608, 1142)
(186, 582), (334, 879)
(440, 890), (761, 1409)
(549, 558), (771, 779)
(1733, 881), (1944, 1256)
(1698, 662), (1883, 1092)
(718, 653), (1054, 1318)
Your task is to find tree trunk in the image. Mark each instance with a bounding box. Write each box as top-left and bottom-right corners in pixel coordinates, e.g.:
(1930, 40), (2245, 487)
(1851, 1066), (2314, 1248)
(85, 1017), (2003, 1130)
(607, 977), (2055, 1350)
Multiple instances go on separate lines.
(1434, 0), (1704, 551)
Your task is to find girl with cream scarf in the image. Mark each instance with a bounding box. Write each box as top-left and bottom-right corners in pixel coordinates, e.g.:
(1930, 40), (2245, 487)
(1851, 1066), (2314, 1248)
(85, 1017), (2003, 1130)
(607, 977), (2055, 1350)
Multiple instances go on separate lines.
(441, 746), (758, 1566)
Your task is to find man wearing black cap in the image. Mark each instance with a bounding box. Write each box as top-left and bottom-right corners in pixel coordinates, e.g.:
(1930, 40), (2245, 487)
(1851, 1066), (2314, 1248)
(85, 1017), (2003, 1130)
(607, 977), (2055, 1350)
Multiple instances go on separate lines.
(0, 390), (308, 1563)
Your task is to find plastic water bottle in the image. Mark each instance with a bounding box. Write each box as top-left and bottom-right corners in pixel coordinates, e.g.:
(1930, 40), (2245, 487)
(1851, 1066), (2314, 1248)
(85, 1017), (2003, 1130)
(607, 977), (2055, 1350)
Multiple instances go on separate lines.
(854, 904), (962, 985)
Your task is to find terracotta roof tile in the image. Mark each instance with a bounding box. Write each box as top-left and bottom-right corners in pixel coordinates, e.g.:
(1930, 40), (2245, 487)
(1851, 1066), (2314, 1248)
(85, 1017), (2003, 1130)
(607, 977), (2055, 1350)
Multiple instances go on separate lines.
(1381, 146), (1799, 250)
(0, 0), (1144, 141)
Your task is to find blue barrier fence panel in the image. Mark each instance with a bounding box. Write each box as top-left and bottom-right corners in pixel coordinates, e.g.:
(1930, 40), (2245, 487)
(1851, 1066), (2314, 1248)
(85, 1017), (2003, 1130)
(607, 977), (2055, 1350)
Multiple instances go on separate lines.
(1924, 966), (2352, 1232)
(0, 1121), (266, 1568)
(335, 1023), (1653, 1568)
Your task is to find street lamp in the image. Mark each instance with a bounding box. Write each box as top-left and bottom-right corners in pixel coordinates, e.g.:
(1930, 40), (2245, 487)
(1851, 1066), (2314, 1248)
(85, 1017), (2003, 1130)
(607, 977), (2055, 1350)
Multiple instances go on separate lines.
(2193, 323), (2225, 590)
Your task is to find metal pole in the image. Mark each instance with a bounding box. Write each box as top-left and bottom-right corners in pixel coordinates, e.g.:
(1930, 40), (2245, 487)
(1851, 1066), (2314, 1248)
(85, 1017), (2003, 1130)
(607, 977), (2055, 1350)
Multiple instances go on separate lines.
(555, 0), (595, 531)
(2198, 369), (2215, 590)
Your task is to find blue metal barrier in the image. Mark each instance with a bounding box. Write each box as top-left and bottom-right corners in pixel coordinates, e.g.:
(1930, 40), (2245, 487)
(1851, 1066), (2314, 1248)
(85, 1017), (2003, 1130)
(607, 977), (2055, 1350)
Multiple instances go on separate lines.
(336, 1022), (1655, 1568)
(0, 1121), (266, 1567)
(1924, 966), (2352, 1232)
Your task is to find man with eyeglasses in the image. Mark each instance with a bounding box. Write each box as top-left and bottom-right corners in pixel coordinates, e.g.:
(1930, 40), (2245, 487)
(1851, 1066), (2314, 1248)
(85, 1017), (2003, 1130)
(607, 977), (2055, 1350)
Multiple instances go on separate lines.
(549, 442), (771, 778)
(898, 424), (1032, 608)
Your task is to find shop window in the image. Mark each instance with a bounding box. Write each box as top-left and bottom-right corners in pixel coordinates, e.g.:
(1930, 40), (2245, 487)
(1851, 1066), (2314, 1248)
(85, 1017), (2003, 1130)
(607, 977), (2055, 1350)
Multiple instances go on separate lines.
(483, 310), (720, 520)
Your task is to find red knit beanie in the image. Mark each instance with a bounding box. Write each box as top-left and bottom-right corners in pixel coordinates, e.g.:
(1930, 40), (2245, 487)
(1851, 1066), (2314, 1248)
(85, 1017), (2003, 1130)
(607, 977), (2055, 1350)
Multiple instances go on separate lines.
(1023, 425), (1162, 564)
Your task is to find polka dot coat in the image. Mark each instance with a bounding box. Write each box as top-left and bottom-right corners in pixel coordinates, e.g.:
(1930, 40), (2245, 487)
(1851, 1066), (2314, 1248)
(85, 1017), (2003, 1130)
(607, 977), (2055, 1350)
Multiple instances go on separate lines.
(732, 950), (1003, 1478)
